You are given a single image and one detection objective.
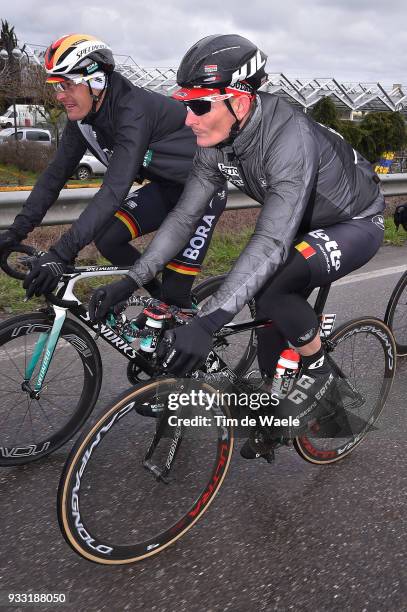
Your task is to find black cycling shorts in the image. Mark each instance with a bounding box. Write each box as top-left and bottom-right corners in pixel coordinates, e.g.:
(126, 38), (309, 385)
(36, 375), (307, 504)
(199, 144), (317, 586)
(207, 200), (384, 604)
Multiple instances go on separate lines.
(294, 214), (385, 287)
(115, 181), (227, 277)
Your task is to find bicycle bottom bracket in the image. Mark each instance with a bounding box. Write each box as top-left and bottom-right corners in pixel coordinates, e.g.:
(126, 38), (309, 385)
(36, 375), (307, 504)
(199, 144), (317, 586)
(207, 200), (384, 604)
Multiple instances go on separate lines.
(127, 361), (153, 384)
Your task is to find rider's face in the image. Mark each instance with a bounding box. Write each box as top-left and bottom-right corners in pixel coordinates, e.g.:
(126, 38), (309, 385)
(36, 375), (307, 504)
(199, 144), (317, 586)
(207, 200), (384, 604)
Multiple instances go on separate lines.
(56, 83), (93, 120)
(185, 100), (237, 147)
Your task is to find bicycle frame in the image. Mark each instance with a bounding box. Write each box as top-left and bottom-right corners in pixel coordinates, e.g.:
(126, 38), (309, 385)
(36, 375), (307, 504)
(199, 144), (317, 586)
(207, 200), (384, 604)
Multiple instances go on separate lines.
(23, 265), (157, 394)
(196, 284), (335, 387)
(23, 258), (335, 395)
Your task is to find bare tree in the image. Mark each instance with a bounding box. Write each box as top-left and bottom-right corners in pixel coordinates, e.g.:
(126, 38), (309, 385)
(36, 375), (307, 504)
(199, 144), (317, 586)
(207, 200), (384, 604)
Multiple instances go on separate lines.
(0, 21), (65, 142)
(0, 20), (21, 96)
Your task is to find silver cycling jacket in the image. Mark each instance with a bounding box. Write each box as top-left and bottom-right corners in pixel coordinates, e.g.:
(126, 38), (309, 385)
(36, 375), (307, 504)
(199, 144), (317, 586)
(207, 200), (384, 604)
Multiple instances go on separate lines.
(127, 92), (384, 325)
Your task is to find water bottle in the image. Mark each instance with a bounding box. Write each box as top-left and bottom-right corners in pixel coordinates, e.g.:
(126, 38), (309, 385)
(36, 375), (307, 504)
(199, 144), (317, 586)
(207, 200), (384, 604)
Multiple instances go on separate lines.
(271, 349), (300, 399)
(139, 316), (163, 353)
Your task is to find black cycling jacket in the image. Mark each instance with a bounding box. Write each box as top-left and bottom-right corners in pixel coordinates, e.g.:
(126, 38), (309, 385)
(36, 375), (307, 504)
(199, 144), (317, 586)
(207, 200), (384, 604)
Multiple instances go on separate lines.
(11, 71), (196, 261)
(127, 92), (385, 328)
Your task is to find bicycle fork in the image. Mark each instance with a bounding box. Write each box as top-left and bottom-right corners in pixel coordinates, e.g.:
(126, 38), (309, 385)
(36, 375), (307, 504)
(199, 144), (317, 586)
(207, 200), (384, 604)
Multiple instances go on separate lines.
(22, 306), (67, 399)
(142, 407), (184, 485)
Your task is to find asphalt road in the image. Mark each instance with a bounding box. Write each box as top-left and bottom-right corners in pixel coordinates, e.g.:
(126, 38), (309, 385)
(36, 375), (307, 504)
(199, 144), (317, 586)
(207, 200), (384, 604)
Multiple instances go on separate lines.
(0, 245), (406, 612)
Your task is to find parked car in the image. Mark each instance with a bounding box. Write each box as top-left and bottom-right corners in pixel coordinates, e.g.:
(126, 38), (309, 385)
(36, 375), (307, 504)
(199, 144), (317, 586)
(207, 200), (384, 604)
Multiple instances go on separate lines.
(75, 152), (106, 180)
(0, 127), (52, 145)
(0, 104), (46, 128)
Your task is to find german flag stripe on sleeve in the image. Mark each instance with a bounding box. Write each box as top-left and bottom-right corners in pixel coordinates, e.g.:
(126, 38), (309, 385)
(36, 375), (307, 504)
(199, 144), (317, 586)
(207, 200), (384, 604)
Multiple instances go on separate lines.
(295, 241), (316, 259)
(115, 211), (139, 239)
(165, 262), (201, 276)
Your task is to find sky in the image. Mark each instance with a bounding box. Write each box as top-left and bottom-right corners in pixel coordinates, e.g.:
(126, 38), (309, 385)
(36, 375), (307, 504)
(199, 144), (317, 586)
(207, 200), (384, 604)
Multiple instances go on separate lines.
(2, 0), (407, 84)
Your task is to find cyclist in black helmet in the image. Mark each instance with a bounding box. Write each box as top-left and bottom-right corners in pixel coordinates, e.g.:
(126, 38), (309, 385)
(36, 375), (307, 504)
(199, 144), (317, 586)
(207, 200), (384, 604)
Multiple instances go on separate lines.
(0, 34), (227, 307)
(90, 34), (385, 445)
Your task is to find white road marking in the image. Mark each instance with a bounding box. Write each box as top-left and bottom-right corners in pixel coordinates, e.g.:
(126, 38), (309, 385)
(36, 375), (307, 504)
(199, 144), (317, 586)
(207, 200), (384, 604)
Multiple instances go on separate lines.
(334, 265), (407, 287)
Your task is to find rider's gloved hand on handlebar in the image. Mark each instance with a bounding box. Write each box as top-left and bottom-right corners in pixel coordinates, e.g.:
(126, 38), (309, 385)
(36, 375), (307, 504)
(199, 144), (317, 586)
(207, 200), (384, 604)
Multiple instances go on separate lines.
(89, 276), (138, 322)
(159, 317), (214, 376)
(0, 229), (21, 257)
(23, 249), (69, 298)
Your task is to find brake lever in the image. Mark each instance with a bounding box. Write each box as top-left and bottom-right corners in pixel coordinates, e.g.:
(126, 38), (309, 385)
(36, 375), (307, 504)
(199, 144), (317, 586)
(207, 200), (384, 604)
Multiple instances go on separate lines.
(20, 255), (38, 272)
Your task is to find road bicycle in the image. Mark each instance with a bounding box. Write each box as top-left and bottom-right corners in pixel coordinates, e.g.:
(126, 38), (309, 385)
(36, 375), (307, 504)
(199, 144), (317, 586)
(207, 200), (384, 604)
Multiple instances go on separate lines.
(57, 285), (396, 564)
(0, 246), (257, 466)
(384, 208), (407, 356)
(384, 269), (407, 356)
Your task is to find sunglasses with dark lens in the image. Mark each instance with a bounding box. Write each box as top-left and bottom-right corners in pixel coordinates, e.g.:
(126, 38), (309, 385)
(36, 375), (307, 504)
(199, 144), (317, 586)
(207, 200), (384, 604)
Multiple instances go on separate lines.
(184, 99), (212, 116)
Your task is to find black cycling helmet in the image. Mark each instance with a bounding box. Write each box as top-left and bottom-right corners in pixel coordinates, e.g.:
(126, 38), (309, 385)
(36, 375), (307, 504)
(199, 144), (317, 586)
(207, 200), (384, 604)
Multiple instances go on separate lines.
(175, 34), (268, 95)
(174, 35), (267, 146)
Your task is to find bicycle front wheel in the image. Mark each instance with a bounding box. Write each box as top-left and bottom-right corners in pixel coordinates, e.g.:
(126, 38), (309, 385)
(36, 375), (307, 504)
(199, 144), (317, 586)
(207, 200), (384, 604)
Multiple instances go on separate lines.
(0, 311), (102, 466)
(294, 317), (396, 464)
(384, 271), (407, 355)
(58, 378), (234, 564)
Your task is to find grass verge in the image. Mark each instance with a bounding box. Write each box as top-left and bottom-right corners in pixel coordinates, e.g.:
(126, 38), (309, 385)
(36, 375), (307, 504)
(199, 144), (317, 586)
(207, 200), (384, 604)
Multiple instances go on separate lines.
(0, 163), (102, 188)
(384, 217), (407, 245)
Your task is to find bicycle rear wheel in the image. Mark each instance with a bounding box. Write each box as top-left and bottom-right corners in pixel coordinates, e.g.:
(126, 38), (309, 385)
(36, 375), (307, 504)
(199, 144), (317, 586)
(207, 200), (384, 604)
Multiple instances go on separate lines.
(193, 274), (257, 377)
(0, 311), (102, 466)
(294, 317), (396, 464)
(58, 378), (233, 564)
(384, 271), (407, 355)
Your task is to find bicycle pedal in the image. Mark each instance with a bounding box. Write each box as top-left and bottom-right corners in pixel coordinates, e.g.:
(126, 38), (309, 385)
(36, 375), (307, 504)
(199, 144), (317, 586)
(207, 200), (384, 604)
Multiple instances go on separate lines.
(142, 459), (171, 484)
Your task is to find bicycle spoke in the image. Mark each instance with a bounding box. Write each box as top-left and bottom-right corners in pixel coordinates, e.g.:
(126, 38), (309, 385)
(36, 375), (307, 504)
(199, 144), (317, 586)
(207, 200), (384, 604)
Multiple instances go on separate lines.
(40, 394), (73, 417)
(0, 370), (23, 385)
(1, 343), (25, 379)
(12, 397), (33, 445)
(43, 355), (83, 386)
(0, 396), (27, 430)
(40, 392), (82, 398)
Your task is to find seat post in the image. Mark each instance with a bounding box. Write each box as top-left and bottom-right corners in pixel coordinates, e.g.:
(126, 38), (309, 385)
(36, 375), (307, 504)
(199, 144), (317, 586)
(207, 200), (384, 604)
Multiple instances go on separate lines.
(313, 284), (331, 317)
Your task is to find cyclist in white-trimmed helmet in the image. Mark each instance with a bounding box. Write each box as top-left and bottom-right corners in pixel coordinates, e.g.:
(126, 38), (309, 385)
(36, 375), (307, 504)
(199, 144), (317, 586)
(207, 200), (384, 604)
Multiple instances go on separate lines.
(0, 34), (227, 305)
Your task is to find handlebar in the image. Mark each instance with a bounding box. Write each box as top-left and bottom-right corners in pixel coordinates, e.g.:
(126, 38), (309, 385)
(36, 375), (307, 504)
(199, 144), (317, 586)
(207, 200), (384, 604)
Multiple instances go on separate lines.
(0, 244), (39, 280)
(0, 245), (78, 308)
(0, 246), (198, 315)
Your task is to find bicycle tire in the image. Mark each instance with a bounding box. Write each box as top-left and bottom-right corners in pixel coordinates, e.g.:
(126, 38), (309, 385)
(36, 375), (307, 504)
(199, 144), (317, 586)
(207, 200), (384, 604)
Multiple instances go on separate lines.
(294, 317), (396, 464)
(193, 274), (257, 377)
(0, 311), (102, 466)
(384, 271), (407, 356)
(57, 378), (234, 564)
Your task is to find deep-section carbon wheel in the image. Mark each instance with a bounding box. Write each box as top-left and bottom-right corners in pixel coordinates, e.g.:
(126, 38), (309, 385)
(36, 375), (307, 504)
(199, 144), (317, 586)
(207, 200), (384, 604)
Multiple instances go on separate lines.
(58, 378), (233, 564)
(384, 271), (407, 356)
(294, 317), (396, 464)
(0, 312), (102, 466)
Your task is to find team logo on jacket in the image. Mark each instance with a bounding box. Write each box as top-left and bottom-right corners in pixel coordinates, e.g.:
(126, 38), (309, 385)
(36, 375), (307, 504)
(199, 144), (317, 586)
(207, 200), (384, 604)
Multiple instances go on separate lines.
(218, 163), (244, 187)
(371, 215), (385, 230)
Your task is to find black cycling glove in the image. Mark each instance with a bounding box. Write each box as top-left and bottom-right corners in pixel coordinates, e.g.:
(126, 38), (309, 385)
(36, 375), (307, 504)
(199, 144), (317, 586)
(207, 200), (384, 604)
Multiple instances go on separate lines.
(89, 276), (137, 322)
(160, 317), (214, 376)
(23, 250), (69, 298)
(0, 229), (21, 257)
